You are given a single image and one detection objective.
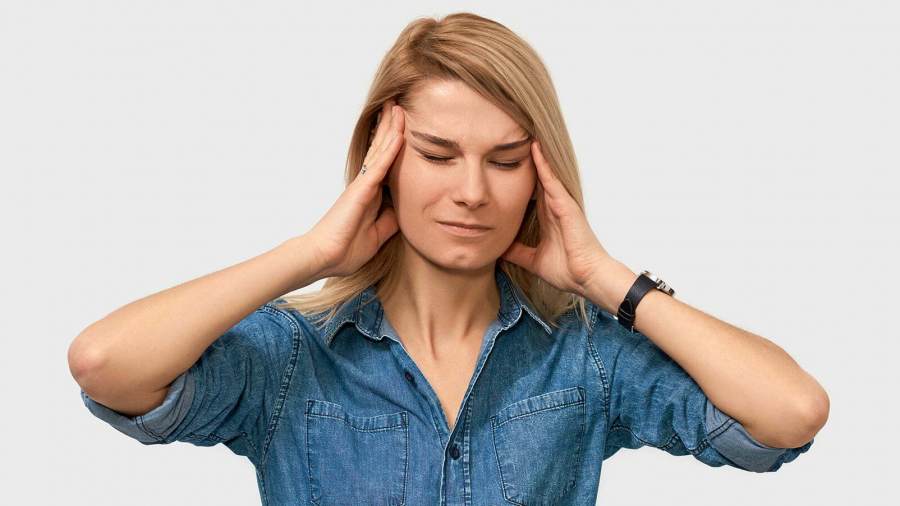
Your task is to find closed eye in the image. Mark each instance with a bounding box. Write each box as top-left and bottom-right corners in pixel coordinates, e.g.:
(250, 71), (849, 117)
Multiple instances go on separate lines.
(422, 154), (522, 169)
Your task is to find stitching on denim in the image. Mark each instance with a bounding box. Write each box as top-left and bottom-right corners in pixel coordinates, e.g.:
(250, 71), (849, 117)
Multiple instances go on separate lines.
(242, 431), (259, 461)
(493, 397), (584, 427)
(498, 269), (553, 334)
(134, 416), (153, 441)
(306, 412), (407, 432)
(491, 397), (585, 505)
(401, 413), (408, 505)
(259, 304), (304, 466)
(493, 396), (585, 429)
(324, 312), (355, 347)
(767, 449), (791, 472)
(305, 410), (409, 505)
(553, 403), (585, 505)
(708, 416), (737, 440)
(491, 419), (523, 506)
(462, 401), (473, 504)
(585, 327), (611, 424)
(135, 415), (163, 443)
(306, 399), (408, 430)
(372, 299), (385, 339)
(256, 465), (268, 506)
(608, 424), (666, 449)
(136, 415), (160, 440)
(306, 413), (317, 506)
(587, 300), (599, 334)
(607, 424), (712, 455)
(185, 431), (226, 442)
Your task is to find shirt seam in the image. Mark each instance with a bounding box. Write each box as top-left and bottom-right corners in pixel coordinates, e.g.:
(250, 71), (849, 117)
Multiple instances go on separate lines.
(258, 303), (304, 466)
(585, 302), (610, 423)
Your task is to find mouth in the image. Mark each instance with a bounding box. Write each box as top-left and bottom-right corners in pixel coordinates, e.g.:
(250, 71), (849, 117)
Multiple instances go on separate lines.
(437, 221), (493, 236)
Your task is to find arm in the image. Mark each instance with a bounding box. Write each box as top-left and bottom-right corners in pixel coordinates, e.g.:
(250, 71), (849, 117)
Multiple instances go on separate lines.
(68, 234), (326, 417)
(584, 257), (830, 449)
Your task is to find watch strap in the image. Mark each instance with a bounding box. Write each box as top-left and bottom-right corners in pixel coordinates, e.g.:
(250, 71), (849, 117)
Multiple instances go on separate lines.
(616, 273), (659, 333)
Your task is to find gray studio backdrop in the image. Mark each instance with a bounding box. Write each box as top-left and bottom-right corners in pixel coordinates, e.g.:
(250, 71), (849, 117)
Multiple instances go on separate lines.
(1, 1), (896, 504)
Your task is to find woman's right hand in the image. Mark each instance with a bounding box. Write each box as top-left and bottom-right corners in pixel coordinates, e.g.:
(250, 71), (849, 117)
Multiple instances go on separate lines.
(305, 99), (405, 279)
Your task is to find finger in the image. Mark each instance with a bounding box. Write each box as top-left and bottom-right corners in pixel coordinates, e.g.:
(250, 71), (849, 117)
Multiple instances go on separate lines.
(532, 141), (569, 200)
(369, 110), (382, 140)
(502, 240), (536, 272)
(535, 178), (563, 242)
(364, 108), (405, 186)
(533, 141), (580, 222)
(372, 104), (401, 162)
(371, 100), (393, 148)
(367, 100), (396, 163)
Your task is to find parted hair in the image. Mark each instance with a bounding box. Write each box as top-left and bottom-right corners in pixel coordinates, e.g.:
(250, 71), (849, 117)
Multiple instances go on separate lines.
(271, 12), (592, 331)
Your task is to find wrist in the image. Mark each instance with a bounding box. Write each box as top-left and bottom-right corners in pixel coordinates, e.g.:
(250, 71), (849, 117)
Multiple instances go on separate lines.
(278, 235), (330, 292)
(584, 258), (639, 315)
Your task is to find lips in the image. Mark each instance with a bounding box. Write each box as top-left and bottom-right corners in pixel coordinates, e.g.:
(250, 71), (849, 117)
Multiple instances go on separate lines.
(438, 221), (491, 230)
(437, 221), (492, 237)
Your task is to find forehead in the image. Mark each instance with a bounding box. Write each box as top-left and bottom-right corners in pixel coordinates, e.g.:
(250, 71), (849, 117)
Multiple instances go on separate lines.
(406, 80), (528, 150)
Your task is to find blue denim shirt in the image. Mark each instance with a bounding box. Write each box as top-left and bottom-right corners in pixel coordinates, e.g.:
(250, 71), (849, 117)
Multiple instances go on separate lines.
(81, 264), (814, 505)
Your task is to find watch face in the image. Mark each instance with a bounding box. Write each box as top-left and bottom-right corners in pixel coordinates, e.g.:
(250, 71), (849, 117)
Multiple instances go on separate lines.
(642, 271), (674, 296)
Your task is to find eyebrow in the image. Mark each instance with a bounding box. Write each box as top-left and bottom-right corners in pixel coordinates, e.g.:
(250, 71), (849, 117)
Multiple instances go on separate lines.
(409, 130), (531, 152)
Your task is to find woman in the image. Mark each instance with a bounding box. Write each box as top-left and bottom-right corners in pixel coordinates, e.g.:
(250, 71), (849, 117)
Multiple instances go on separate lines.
(71, 12), (827, 506)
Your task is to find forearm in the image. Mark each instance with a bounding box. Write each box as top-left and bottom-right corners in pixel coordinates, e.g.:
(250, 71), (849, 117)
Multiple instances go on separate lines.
(585, 258), (829, 448)
(69, 234), (324, 400)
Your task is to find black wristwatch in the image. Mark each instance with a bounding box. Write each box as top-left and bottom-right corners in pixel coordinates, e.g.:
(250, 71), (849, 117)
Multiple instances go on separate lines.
(616, 270), (675, 333)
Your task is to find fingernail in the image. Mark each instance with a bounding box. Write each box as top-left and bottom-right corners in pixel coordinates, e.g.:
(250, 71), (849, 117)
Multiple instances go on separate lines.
(391, 106), (396, 118)
(392, 131), (399, 141)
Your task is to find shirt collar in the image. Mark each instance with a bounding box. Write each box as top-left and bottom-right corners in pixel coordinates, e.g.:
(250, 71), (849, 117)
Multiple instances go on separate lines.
(322, 264), (553, 348)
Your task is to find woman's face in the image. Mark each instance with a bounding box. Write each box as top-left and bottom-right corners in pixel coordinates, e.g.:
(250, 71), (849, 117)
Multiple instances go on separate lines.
(386, 79), (538, 272)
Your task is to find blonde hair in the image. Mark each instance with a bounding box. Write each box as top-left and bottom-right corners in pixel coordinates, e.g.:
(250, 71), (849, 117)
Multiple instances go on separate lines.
(271, 12), (592, 331)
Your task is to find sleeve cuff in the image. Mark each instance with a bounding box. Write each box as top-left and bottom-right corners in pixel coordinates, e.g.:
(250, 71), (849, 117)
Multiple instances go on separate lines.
(705, 398), (800, 472)
(80, 368), (195, 444)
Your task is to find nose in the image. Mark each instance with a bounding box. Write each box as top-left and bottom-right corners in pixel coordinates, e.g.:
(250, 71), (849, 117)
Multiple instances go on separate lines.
(451, 161), (490, 209)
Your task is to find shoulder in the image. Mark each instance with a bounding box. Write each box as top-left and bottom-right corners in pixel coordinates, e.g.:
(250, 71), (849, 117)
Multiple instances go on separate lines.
(261, 298), (329, 347)
(209, 300), (311, 362)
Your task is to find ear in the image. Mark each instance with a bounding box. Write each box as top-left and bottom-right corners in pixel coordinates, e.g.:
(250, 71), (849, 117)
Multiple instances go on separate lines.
(530, 180), (539, 201)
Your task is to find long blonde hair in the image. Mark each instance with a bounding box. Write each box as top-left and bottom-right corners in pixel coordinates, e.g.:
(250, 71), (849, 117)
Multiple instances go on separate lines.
(271, 12), (592, 331)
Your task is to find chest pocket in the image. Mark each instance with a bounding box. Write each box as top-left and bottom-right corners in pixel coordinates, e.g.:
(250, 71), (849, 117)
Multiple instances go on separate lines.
(306, 399), (409, 506)
(490, 386), (586, 506)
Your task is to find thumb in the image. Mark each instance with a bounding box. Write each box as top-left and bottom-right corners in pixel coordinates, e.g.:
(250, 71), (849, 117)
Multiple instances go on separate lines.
(374, 207), (399, 246)
(502, 241), (536, 273)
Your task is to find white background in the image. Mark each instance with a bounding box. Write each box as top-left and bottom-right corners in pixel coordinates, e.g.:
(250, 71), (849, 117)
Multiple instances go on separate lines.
(2, 1), (896, 504)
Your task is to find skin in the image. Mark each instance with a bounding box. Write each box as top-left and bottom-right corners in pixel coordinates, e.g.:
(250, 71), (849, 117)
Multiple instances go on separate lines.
(377, 79), (541, 359)
(310, 80), (829, 443)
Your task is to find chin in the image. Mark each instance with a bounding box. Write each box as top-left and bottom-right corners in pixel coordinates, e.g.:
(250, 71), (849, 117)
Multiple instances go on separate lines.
(428, 247), (500, 272)
(402, 227), (503, 271)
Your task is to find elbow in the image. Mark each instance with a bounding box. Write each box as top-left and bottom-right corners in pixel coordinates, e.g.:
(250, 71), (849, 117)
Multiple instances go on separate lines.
(68, 335), (109, 394)
(785, 390), (830, 448)
(804, 389), (830, 436)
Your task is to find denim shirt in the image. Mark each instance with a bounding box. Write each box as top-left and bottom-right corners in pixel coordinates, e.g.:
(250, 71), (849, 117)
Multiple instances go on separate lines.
(80, 264), (814, 506)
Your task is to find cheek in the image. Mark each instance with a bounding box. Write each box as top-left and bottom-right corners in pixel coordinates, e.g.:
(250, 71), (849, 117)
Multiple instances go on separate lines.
(494, 173), (537, 232)
(389, 159), (439, 218)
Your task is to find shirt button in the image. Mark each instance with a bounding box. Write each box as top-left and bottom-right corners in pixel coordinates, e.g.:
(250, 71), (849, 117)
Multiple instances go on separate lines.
(450, 444), (460, 460)
(404, 371), (415, 383)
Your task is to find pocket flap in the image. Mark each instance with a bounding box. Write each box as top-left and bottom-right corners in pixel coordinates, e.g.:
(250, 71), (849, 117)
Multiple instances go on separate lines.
(306, 399), (407, 431)
(492, 386), (585, 428)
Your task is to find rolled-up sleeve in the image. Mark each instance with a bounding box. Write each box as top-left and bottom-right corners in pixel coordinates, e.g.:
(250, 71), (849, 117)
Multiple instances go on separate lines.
(589, 302), (814, 472)
(80, 367), (195, 444)
(79, 301), (301, 463)
(704, 399), (813, 472)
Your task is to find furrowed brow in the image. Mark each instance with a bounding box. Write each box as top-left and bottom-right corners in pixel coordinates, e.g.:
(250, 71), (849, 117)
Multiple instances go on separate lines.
(410, 130), (531, 152)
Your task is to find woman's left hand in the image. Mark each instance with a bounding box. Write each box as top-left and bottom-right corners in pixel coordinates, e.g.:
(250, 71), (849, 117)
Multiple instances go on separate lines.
(501, 141), (616, 299)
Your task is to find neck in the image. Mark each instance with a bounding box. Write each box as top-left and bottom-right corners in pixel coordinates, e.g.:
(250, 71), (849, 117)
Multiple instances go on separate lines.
(377, 244), (500, 357)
